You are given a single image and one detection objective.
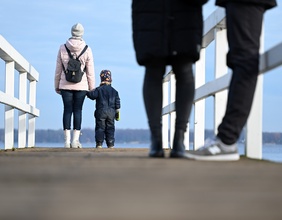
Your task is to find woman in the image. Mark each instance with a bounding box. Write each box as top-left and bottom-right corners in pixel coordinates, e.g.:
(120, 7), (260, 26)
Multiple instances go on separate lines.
(132, 0), (207, 158)
(54, 23), (95, 148)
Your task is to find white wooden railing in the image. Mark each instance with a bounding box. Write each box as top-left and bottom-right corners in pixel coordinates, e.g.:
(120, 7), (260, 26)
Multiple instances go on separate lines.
(162, 8), (282, 159)
(0, 35), (39, 150)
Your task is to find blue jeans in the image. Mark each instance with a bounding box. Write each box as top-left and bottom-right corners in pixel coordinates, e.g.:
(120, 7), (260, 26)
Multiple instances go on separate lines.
(61, 90), (87, 130)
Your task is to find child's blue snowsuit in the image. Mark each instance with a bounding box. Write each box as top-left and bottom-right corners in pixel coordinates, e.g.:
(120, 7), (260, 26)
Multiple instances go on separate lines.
(87, 84), (120, 147)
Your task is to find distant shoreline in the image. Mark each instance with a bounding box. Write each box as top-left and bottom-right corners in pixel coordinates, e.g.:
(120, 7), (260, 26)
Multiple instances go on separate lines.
(0, 128), (282, 145)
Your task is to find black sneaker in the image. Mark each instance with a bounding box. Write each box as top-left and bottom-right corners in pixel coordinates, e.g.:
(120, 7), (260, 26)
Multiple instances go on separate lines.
(185, 137), (240, 161)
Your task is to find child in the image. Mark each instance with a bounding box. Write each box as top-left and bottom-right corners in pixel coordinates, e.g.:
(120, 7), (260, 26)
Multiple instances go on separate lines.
(87, 70), (121, 148)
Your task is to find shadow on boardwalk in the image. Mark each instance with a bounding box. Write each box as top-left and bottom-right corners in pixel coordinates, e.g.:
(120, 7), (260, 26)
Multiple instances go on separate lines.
(0, 147), (282, 220)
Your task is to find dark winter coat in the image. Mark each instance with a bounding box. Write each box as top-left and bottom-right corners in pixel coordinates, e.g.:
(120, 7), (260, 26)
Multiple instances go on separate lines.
(132, 0), (208, 66)
(87, 84), (120, 112)
(216, 0), (277, 9)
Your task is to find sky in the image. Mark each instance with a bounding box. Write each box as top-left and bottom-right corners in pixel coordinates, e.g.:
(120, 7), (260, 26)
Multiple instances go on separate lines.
(0, 0), (282, 132)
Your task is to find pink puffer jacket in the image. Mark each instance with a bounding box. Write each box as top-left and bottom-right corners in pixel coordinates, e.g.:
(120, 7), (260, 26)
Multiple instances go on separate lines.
(54, 38), (95, 92)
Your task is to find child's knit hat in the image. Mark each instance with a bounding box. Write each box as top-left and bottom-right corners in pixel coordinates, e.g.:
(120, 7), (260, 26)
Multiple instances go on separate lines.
(100, 70), (112, 83)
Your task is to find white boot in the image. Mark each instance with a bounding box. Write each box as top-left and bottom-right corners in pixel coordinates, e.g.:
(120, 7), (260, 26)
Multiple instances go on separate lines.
(64, 129), (71, 148)
(71, 130), (82, 148)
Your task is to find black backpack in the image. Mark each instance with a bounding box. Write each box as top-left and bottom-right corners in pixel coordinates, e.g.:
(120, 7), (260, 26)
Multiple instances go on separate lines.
(62, 44), (88, 83)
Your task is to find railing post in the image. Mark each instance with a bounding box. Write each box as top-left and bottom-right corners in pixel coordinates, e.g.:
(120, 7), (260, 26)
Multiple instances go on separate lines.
(4, 61), (15, 150)
(245, 26), (264, 159)
(18, 71), (27, 148)
(184, 124), (190, 150)
(162, 76), (169, 149)
(245, 75), (263, 159)
(169, 74), (176, 149)
(214, 27), (228, 134)
(194, 49), (206, 150)
(28, 80), (36, 147)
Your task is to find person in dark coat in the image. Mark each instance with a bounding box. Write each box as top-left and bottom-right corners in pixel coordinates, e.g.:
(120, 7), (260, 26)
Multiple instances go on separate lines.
(186, 0), (277, 161)
(132, 0), (208, 158)
(87, 70), (121, 148)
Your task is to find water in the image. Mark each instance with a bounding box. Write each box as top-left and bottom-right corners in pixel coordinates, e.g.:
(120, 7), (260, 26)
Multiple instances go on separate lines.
(239, 143), (282, 163)
(35, 142), (282, 163)
(1, 142), (281, 163)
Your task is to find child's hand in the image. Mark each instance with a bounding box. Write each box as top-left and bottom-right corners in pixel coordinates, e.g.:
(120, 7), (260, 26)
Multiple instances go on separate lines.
(86, 92), (90, 98)
(86, 90), (94, 99)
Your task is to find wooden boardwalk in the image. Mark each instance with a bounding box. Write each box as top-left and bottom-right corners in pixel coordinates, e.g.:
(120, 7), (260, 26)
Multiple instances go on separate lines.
(0, 147), (282, 220)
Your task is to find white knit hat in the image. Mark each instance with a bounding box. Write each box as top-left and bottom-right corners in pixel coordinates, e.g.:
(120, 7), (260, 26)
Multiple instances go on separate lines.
(71, 23), (84, 38)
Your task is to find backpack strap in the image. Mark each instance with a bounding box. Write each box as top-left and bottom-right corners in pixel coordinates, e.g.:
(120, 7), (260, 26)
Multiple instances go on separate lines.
(64, 44), (88, 59)
(62, 62), (65, 73)
(62, 44), (88, 72)
(77, 45), (88, 59)
(64, 44), (73, 58)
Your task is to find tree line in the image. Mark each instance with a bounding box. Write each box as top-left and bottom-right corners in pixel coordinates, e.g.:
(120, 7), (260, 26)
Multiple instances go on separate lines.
(0, 129), (281, 144)
(0, 128), (150, 144)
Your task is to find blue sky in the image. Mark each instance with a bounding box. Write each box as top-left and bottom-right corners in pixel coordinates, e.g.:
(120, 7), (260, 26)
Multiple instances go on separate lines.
(0, 0), (281, 132)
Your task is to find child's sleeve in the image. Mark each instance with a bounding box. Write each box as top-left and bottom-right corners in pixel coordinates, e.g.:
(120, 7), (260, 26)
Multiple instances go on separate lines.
(87, 88), (99, 100)
(115, 91), (121, 109)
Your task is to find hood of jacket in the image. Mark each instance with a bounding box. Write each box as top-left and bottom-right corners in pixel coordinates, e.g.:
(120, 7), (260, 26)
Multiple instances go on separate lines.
(65, 38), (87, 54)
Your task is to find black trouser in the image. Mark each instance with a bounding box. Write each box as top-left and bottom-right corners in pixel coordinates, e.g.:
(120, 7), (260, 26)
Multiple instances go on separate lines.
(217, 2), (265, 145)
(95, 108), (116, 146)
(143, 56), (194, 137)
